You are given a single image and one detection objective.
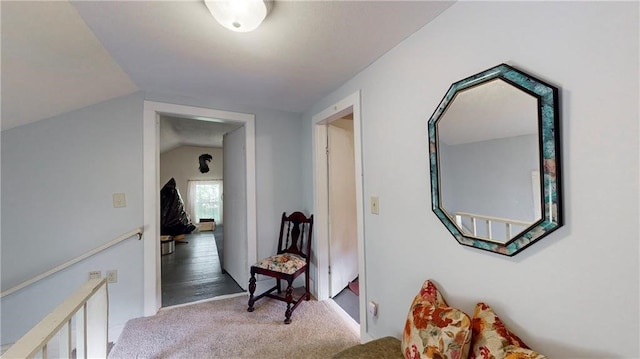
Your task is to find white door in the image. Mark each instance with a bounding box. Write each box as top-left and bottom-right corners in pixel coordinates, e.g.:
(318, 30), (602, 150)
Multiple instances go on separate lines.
(223, 126), (247, 290)
(328, 119), (359, 298)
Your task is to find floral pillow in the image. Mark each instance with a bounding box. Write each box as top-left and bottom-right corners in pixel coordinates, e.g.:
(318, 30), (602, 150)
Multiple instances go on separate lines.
(470, 302), (547, 359)
(401, 280), (472, 359)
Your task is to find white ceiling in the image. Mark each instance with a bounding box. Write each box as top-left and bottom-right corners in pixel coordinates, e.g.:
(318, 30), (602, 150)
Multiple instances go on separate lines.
(2, 0), (455, 138)
(1, 1), (138, 131)
(159, 115), (242, 153)
(437, 79), (539, 146)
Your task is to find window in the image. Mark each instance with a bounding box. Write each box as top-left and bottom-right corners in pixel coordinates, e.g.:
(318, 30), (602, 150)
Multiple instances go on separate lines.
(187, 180), (223, 224)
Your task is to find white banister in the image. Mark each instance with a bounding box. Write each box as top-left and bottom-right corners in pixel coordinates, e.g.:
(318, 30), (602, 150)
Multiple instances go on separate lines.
(455, 212), (531, 242)
(1, 278), (108, 359)
(0, 227), (142, 299)
(471, 217), (477, 236)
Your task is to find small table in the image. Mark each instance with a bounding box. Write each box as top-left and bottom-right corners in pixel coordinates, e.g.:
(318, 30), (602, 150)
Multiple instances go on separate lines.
(199, 218), (216, 232)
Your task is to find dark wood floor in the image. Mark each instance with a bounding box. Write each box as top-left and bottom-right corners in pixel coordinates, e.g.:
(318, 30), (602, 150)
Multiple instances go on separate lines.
(161, 225), (244, 307)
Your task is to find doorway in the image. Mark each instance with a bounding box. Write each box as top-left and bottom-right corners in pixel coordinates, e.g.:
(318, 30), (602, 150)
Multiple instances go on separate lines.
(143, 101), (257, 316)
(328, 116), (360, 322)
(312, 91), (366, 336)
(158, 117), (243, 307)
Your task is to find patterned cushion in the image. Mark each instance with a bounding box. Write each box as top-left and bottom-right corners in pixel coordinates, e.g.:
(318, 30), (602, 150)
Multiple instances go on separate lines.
(254, 253), (306, 275)
(401, 280), (472, 359)
(470, 302), (547, 359)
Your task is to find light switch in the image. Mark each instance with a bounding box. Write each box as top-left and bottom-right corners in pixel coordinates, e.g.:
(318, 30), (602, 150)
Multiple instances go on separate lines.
(113, 193), (127, 208)
(371, 196), (379, 215)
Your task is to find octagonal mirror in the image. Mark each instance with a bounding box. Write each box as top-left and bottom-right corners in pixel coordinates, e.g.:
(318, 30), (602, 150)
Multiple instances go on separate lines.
(428, 63), (562, 256)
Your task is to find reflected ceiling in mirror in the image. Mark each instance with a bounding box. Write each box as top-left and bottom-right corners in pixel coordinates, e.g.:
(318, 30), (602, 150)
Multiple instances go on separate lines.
(428, 64), (562, 256)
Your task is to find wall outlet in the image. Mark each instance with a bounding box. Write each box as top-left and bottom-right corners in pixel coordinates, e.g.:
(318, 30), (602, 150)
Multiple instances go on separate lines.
(106, 270), (118, 283)
(88, 270), (102, 280)
(368, 301), (378, 316)
(113, 193), (127, 208)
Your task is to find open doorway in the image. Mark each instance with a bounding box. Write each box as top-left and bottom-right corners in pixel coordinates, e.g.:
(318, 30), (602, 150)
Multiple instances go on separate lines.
(143, 101), (257, 316)
(158, 116), (244, 306)
(312, 91), (366, 337)
(327, 115), (360, 322)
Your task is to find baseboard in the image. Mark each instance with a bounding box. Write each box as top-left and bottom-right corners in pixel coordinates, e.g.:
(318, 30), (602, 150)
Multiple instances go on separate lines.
(309, 277), (316, 298)
(362, 331), (375, 343)
(160, 291), (248, 311)
(325, 298), (360, 338)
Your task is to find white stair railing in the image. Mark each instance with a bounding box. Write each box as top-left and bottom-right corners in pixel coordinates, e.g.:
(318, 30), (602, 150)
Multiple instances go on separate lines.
(455, 212), (531, 242)
(0, 227), (142, 299)
(1, 278), (108, 359)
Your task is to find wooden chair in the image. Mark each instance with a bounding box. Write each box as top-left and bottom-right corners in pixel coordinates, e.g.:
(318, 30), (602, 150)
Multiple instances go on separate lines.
(247, 211), (314, 324)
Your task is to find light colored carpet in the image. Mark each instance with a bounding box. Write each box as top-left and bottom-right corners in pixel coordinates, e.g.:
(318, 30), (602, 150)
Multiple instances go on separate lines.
(109, 294), (360, 359)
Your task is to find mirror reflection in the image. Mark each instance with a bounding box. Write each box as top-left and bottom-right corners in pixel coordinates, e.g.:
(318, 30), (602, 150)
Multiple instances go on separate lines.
(437, 79), (542, 244)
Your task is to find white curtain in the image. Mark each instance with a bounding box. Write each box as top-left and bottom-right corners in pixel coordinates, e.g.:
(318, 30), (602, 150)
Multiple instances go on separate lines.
(187, 180), (199, 224)
(187, 180), (223, 224)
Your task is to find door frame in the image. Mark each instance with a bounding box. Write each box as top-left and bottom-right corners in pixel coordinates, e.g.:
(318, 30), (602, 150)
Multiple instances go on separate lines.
(312, 91), (367, 335)
(142, 101), (257, 316)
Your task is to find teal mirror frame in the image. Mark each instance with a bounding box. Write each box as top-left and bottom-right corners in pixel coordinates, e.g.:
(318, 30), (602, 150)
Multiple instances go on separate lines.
(428, 63), (562, 256)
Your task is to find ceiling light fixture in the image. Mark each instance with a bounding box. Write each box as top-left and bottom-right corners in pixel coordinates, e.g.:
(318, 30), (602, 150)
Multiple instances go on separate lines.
(204, 0), (273, 33)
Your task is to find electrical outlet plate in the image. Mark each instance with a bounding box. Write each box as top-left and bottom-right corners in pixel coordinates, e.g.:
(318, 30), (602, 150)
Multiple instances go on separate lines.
(106, 270), (118, 283)
(113, 193), (126, 208)
(88, 270), (101, 280)
(368, 301), (378, 316)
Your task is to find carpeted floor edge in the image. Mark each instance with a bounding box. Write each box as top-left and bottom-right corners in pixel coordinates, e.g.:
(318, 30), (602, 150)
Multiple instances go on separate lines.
(109, 294), (360, 358)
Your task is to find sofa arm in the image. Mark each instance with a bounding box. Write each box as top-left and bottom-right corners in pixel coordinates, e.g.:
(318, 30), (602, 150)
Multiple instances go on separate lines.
(333, 336), (403, 359)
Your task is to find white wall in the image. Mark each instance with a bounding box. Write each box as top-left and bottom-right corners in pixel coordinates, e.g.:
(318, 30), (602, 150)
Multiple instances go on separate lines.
(303, 2), (639, 358)
(1, 92), (145, 344)
(441, 134), (539, 222)
(253, 113), (305, 259)
(145, 92), (305, 263)
(1, 90), (304, 345)
(160, 145), (223, 217)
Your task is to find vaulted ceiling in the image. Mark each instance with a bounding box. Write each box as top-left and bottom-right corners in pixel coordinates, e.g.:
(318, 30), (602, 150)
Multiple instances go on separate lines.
(2, 0), (455, 144)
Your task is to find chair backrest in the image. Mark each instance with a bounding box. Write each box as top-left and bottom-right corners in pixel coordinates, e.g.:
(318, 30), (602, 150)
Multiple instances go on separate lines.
(277, 211), (313, 260)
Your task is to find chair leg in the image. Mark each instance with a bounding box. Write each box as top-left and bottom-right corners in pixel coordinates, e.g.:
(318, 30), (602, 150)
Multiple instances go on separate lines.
(304, 268), (311, 300)
(247, 271), (257, 312)
(284, 280), (294, 324)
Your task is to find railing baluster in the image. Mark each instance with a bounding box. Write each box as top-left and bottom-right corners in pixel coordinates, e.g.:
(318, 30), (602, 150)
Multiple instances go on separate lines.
(471, 217), (477, 236)
(75, 304), (86, 359)
(83, 303), (88, 359)
(59, 320), (71, 358)
(455, 212), (531, 242)
(68, 318), (73, 358)
(455, 215), (463, 229)
(86, 282), (108, 358)
(1, 279), (107, 359)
